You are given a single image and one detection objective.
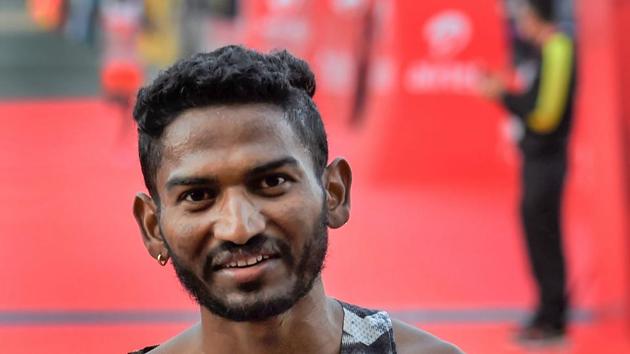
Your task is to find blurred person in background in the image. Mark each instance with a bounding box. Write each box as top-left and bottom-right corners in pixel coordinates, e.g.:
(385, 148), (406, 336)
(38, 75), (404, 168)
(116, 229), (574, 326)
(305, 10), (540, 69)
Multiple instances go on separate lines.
(27, 0), (67, 32)
(63, 0), (99, 45)
(129, 45), (462, 354)
(178, 0), (213, 57)
(100, 0), (144, 138)
(137, 0), (180, 74)
(478, 0), (576, 346)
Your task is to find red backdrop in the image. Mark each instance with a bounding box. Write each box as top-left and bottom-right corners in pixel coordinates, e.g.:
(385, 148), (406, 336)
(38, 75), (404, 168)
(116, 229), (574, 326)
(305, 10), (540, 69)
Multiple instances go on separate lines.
(239, 0), (629, 317)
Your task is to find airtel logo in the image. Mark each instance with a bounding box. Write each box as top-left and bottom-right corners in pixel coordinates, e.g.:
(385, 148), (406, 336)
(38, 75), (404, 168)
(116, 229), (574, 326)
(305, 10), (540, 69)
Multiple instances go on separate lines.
(423, 10), (472, 58)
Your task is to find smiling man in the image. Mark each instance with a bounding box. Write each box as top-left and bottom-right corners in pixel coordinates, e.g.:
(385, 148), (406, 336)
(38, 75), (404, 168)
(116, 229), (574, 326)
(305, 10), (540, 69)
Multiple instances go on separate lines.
(130, 45), (462, 354)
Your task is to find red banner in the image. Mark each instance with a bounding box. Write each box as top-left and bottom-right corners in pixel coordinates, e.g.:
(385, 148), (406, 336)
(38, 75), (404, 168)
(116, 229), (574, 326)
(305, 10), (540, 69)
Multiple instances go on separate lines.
(363, 0), (510, 185)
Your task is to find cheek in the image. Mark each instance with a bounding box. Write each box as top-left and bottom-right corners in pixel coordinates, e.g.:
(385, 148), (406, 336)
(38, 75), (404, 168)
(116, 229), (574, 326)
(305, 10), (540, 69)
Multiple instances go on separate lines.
(523, 20), (537, 36)
(265, 191), (324, 241)
(160, 211), (210, 259)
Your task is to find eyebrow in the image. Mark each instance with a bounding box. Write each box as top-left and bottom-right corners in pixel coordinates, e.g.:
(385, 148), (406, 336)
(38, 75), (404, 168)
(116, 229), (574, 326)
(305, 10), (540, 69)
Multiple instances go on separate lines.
(165, 157), (299, 191)
(165, 176), (218, 191)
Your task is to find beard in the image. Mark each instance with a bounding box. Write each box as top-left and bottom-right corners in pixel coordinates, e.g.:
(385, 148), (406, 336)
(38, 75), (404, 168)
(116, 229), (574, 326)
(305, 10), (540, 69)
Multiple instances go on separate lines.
(162, 206), (329, 322)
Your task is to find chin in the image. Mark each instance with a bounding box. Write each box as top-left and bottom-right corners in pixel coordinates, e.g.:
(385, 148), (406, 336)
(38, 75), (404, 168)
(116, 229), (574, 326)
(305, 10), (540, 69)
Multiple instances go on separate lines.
(210, 294), (298, 322)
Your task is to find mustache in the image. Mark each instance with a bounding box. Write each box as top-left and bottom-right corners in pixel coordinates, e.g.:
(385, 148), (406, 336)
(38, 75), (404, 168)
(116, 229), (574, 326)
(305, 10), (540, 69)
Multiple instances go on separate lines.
(203, 235), (293, 278)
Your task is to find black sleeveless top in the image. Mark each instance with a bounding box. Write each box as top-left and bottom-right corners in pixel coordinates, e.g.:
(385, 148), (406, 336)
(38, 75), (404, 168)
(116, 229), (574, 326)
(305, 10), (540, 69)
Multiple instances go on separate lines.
(130, 301), (397, 353)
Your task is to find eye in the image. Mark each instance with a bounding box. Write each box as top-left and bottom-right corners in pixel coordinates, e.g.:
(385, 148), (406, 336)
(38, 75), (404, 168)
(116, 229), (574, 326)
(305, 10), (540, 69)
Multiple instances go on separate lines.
(182, 189), (216, 203)
(259, 175), (287, 189)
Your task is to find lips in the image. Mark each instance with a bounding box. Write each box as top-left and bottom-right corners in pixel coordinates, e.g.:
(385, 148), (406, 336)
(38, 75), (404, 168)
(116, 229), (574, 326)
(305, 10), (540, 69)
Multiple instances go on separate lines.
(205, 236), (290, 283)
(212, 251), (278, 271)
(212, 252), (282, 285)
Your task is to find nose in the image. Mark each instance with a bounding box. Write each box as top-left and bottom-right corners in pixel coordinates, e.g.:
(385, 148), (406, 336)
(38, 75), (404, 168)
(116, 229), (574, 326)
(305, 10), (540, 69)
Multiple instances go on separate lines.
(212, 189), (265, 244)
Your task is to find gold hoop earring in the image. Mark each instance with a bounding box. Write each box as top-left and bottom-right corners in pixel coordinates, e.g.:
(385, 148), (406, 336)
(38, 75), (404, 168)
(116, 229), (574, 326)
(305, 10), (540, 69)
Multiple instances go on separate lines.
(157, 253), (168, 266)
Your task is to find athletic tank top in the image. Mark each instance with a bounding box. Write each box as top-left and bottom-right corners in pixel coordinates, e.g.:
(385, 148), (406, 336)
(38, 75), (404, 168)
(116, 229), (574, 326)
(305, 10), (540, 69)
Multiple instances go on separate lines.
(338, 301), (397, 353)
(130, 301), (397, 354)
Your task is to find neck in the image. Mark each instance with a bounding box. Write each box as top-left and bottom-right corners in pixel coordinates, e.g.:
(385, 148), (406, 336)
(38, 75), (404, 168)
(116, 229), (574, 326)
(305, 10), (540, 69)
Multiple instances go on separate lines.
(196, 279), (343, 354)
(535, 24), (557, 46)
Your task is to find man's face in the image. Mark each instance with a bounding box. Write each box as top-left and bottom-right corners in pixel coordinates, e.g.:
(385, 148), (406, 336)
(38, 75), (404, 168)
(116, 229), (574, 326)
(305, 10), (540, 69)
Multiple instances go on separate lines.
(515, 5), (541, 42)
(152, 104), (329, 321)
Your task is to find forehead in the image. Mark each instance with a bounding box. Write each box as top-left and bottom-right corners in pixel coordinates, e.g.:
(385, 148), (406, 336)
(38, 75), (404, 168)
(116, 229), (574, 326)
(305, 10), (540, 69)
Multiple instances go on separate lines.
(157, 103), (309, 180)
(515, 4), (535, 19)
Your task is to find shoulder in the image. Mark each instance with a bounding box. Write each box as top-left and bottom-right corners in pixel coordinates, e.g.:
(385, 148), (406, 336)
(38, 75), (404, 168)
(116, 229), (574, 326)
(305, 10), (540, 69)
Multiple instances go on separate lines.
(392, 319), (464, 354)
(132, 324), (200, 354)
(545, 32), (574, 54)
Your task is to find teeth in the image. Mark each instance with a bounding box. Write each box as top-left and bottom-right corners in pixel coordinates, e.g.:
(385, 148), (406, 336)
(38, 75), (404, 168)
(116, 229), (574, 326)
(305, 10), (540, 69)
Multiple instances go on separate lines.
(224, 255), (271, 269)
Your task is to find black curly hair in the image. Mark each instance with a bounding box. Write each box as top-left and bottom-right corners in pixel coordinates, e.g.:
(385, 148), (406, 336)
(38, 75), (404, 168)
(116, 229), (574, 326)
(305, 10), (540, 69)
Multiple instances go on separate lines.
(527, 0), (554, 22)
(133, 45), (328, 199)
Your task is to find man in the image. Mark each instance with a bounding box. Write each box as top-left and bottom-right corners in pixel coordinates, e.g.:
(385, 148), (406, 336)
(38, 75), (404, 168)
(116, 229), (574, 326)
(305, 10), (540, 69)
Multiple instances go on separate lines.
(479, 0), (576, 345)
(130, 45), (462, 353)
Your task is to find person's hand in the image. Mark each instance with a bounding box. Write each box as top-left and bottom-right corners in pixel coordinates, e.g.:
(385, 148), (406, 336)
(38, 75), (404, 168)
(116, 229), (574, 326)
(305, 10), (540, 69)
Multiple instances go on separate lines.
(477, 72), (506, 100)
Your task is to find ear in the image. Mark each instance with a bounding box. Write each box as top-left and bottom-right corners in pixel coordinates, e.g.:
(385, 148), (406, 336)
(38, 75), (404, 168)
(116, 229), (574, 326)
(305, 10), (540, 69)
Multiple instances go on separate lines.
(322, 158), (352, 229)
(133, 193), (167, 260)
